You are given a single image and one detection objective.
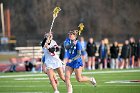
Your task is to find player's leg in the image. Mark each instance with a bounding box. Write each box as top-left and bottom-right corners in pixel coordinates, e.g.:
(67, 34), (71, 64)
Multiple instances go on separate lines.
(56, 67), (65, 82)
(111, 58), (115, 69)
(125, 59), (129, 69)
(74, 66), (96, 86)
(131, 56), (135, 68)
(42, 64), (47, 73)
(46, 68), (59, 93)
(65, 66), (74, 93)
(81, 55), (86, 69)
(104, 58), (107, 69)
(99, 58), (103, 70)
(115, 58), (119, 69)
(87, 57), (91, 70)
(138, 58), (140, 68)
(53, 72), (59, 86)
(42, 64), (57, 83)
(91, 56), (95, 70)
(120, 59), (124, 69)
(63, 58), (68, 71)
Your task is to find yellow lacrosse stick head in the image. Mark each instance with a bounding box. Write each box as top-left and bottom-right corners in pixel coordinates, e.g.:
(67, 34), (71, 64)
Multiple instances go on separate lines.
(53, 7), (61, 18)
(78, 23), (84, 35)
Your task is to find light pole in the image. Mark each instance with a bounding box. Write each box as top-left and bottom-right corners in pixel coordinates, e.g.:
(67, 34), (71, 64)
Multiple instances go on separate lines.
(1, 3), (5, 37)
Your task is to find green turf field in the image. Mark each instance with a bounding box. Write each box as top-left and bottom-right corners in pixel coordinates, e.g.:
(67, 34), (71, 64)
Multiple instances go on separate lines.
(0, 69), (140, 93)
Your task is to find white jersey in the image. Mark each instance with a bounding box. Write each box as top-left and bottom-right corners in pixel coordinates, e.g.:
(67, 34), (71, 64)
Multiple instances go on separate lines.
(48, 40), (57, 48)
(43, 40), (62, 69)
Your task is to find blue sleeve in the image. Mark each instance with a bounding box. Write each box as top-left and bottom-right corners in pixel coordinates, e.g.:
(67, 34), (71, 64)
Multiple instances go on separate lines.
(76, 41), (82, 51)
(64, 38), (70, 49)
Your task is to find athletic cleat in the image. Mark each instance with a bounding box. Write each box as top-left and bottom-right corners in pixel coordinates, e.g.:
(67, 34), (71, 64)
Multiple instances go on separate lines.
(68, 84), (73, 93)
(90, 77), (97, 87)
(54, 90), (59, 93)
(70, 84), (73, 93)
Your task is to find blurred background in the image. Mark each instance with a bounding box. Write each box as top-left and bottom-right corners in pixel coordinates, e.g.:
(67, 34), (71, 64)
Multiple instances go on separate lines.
(0, 0), (140, 48)
(0, 0), (140, 72)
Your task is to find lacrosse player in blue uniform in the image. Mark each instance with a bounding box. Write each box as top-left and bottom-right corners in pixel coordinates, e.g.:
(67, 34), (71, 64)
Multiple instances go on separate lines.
(64, 30), (96, 93)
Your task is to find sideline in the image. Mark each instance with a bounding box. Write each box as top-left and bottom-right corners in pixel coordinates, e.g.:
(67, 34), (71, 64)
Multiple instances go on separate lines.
(0, 69), (140, 78)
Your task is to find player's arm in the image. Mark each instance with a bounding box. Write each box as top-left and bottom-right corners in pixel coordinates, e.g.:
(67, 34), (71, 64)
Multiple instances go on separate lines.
(71, 50), (81, 61)
(71, 42), (82, 62)
(41, 38), (47, 48)
(48, 40), (59, 53)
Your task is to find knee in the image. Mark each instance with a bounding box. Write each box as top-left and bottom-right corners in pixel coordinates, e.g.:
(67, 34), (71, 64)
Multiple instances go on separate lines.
(65, 75), (70, 81)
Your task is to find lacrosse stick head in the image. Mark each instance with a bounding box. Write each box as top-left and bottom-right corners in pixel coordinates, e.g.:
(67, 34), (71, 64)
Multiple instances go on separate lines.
(78, 23), (84, 35)
(53, 7), (61, 18)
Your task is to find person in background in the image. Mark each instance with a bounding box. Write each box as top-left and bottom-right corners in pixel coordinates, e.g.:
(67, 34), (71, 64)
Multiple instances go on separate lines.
(136, 39), (140, 68)
(98, 40), (108, 70)
(104, 38), (110, 68)
(120, 40), (131, 69)
(9, 58), (17, 72)
(25, 60), (33, 71)
(110, 41), (119, 69)
(79, 36), (87, 69)
(129, 37), (137, 68)
(86, 38), (97, 70)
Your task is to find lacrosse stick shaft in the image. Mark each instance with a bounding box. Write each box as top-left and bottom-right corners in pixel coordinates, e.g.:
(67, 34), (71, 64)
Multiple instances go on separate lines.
(49, 17), (56, 33)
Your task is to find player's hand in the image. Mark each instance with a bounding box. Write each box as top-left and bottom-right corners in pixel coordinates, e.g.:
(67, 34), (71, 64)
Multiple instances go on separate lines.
(44, 43), (48, 48)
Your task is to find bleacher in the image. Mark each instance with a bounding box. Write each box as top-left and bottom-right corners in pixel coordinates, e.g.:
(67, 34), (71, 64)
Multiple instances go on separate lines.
(2, 46), (44, 72)
(15, 46), (43, 58)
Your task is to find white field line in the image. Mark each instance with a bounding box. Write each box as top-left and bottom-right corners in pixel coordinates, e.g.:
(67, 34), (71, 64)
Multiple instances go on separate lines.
(105, 80), (140, 84)
(14, 76), (78, 80)
(0, 80), (77, 83)
(0, 85), (140, 88)
(0, 92), (49, 93)
(0, 69), (140, 78)
(15, 77), (49, 80)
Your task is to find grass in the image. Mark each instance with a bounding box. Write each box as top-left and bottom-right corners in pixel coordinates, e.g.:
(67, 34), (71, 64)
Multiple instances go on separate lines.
(0, 69), (140, 93)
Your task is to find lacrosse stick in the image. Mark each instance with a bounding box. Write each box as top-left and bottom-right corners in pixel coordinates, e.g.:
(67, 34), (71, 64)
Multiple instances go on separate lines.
(49, 7), (61, 33)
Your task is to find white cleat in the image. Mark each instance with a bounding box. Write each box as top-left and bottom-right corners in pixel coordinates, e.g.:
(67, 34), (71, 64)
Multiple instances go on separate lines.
(90, 77), (97, 87)
(68, 84), (73, 93)
(70, 84), (73, 93)
(54, 90), (59, 93)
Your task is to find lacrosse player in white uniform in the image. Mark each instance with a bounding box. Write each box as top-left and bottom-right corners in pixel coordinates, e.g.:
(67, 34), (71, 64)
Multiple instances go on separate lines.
(42, 32), (65, 93)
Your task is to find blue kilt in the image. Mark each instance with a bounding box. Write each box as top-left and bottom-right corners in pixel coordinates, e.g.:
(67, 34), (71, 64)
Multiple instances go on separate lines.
(66, 59), (83, 69)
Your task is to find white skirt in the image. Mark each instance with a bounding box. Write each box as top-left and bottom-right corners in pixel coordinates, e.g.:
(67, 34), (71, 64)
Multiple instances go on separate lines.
(43, 48), (62, 69)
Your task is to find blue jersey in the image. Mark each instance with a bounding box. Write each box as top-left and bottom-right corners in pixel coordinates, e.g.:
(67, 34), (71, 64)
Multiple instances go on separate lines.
(63, 38), (71, 58)
(65, 40), (83, 69)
